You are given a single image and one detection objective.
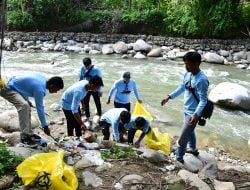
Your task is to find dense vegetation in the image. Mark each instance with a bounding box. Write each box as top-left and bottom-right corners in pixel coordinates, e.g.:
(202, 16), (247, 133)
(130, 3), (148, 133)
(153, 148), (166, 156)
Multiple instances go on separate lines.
(5, 0), (250, 38)
(0, 143), (23, 177)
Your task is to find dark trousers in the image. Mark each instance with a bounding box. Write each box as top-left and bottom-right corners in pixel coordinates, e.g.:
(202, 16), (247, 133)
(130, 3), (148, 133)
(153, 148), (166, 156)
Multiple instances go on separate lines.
(100, 120), (126, 140)
(63, 108), (82, 137)
(128, 127), (151, 144)
(114, 101), (131, 112)
(84, 91), (102, 117)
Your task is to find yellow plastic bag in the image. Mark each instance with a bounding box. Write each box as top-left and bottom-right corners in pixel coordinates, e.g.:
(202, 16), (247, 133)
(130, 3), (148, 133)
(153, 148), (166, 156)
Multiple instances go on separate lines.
(132, 102), (170, 154)
(132, 101), (153, 122)
(17, 151), (78, 190)
(144, 128), (170, 154)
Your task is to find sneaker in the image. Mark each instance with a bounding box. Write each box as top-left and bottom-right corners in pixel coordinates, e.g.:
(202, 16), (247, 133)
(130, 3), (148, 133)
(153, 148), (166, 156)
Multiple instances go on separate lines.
(20, 136), (38, 148)
(176, 158), (184, 164)
(30, 133), (42, 142)
(186, 149), (199, 156)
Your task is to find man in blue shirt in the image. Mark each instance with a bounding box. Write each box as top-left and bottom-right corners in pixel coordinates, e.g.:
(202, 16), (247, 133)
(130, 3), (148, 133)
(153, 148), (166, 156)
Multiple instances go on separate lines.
(60, 76), (103, 137)
(124, 115), (151, 148)
(0, 74), (64, 147)
(99, 108), (131, 142)
(79, 57), (103, 120)
(161, 52), (209, 163)
(107, 71), (142, 112)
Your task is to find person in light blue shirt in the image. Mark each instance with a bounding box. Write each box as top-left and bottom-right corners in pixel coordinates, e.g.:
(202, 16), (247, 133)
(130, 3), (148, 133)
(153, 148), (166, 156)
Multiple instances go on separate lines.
(0, 74), (64, 147)
(60, 76), (103, 137)
(161, 52), (209, 164)
(100, 108), (131, 142)
(124, 115), (151, 148)
(107, 71), (142, 112)
(79, 57), (103, 119)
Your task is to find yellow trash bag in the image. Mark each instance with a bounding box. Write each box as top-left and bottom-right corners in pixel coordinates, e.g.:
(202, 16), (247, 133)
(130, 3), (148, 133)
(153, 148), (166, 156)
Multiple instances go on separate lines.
(132, 102), (170, 154)
(17, 151), (78, 190)
(132, 101), (153, 122)
(144, 128), (170, 154)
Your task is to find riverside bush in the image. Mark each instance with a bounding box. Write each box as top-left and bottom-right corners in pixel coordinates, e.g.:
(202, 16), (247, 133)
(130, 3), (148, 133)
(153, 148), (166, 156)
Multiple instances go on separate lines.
(0, 142), (23, 177)
(101, 144), (137, 160)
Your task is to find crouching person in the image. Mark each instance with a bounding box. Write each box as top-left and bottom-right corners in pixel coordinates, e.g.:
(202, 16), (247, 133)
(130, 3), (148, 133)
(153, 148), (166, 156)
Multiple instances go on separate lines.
(60, 76), (103, 137)
(124, 115), (151, 148)
(100, 108), (131, 142)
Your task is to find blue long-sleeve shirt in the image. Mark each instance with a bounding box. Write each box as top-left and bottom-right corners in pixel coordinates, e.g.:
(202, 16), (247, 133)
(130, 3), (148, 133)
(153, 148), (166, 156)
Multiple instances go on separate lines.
(6, 74), (48, 128)
(100, 108), (127, 141)
(79, 65), (103, 93)
(60, 80), (88, 113)
(124, 115), (150, 133)
(169, 71), (209, 117)
(108, 79), (140, 104)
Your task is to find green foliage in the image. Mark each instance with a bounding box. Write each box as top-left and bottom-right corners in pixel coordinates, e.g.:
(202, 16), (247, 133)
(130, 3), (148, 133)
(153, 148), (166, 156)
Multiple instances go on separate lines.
(164, 0), (199, 36)
(100, 144), (137, 160)
(5, 0), (249, 37)
(0, 142), (23, 177)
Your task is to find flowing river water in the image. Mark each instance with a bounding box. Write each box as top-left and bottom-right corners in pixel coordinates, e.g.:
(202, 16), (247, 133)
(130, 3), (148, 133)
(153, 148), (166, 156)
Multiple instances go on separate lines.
(1, 51), (250, 160)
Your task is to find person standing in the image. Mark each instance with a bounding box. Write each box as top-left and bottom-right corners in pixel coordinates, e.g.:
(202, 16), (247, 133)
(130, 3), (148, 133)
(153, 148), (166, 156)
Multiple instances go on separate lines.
(60, 76), (103, 137)
(161, 52), (209, 163)
(0, 73), (64, 147)
(79, 57), (103, 120)
(107, 71), (142, 112)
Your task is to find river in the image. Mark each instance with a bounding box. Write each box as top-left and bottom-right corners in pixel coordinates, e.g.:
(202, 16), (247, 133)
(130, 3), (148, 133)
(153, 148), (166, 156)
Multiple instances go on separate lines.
(1, 51), (250, 160)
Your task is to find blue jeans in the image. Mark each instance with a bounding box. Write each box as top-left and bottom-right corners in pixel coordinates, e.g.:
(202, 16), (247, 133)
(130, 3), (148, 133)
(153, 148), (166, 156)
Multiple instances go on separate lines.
(175, 114), (198, 160)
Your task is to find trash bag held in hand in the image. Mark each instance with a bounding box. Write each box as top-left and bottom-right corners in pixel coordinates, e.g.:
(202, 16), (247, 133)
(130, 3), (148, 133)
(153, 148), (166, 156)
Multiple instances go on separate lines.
(17, 151), (78, 190)
(132, 102), (170, 154)
(132, 101), (153, 122)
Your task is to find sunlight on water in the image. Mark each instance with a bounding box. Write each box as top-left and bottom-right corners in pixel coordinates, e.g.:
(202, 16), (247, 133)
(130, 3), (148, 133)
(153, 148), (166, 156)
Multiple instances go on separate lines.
(1, 51), (250, 160)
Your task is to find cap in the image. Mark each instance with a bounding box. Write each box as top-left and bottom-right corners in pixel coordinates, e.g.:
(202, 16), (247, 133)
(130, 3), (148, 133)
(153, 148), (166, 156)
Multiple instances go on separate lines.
(123, 72), (131, 79)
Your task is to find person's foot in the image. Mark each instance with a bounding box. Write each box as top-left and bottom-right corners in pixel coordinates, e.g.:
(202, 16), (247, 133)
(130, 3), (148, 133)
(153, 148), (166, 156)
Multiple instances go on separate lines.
(20, 135), (38, 148)
(186, 149), (199, 156)
(176, 158), (184, 164)
(30, 133), (41, 142)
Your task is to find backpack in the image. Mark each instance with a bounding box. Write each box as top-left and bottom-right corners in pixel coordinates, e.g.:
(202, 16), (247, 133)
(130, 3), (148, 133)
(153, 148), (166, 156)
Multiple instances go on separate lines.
(190, 88), (214, 119)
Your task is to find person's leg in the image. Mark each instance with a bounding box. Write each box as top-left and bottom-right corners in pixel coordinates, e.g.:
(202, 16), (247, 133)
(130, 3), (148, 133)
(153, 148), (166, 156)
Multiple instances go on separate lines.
(1, 88), (32, 136)
(92, 91), (102, 116)
(127, 128), (136, 144)
(100, 120), (111, 140)
(124, 103), (131, 112)
(74, 107), (82, 137)
(114, 102), (130, 112)
(114, 101), (122, 108)
(175, 114), (197, 162)
(186, 131), (199, 155)
(63, 109), (75, 136)
(118, 123), (127, 142)
(83, 91), (91, 118)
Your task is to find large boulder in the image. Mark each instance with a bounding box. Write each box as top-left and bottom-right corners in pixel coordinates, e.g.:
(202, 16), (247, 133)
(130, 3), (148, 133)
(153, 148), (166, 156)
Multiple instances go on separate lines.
(113, 41), (128, 54)
(0, 110), (39, 132)
(133, 39), (152, 52)
(203, 52), (224, 64)
(209, 82), (250, 110)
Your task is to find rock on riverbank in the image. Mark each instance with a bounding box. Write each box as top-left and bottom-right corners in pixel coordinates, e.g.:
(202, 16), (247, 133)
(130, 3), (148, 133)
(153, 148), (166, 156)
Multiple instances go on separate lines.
(2, 31), (250, 69)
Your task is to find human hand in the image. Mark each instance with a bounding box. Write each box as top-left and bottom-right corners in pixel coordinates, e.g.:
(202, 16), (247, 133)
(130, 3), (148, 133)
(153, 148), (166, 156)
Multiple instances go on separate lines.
(43, 126), (51, 136)
(189, 114), (198, 125)
(28, 101), (35, 108)
(81, 124), (87, 131)
(106, 98), (110, 104)
(134, 140), (140, 148)
(161, 96), (170, 106)
(98, 92), (103, 97)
